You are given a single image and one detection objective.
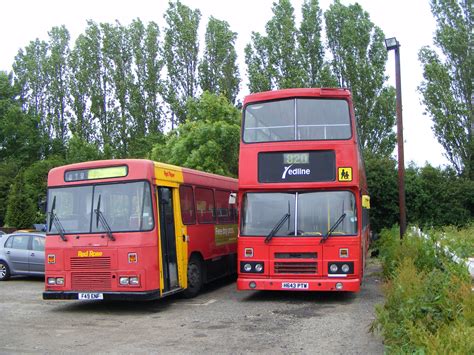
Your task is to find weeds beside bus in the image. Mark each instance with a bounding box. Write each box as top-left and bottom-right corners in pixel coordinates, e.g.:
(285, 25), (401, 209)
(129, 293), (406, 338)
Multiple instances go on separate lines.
(43, 159), (237, 301)
(237, 88), (370, 292)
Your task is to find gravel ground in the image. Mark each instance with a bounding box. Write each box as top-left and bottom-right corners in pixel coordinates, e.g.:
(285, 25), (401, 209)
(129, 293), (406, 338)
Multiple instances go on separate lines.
(0, 258), (384, 354)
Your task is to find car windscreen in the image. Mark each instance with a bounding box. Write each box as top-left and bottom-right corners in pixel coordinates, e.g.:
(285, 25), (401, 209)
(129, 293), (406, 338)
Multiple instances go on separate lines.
(243, 98), (351, 142)
(47, 181), (154, 234)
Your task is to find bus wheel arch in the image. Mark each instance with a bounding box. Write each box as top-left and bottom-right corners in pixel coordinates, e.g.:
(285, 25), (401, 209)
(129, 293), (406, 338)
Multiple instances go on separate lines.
(183, 253), (204, 298)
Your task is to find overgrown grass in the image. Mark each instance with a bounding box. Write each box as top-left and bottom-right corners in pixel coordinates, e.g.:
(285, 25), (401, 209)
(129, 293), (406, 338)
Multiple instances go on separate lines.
(371, 226), (474, 354)
(430, 224), (474, 259)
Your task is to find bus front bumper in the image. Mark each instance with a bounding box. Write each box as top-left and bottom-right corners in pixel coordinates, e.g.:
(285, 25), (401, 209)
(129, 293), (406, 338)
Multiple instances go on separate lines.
(237, 277), (360, 292)
(43, 289), (162, 301)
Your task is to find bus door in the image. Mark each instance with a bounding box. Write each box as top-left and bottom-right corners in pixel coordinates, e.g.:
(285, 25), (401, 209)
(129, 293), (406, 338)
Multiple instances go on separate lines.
(158, 187), (179, 292)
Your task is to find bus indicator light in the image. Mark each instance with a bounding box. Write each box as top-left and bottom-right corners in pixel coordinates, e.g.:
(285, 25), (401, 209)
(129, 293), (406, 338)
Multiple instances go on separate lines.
(244, 248), (254, 257)
(339, 248), (349, 258)
(48, 254), (56, 264)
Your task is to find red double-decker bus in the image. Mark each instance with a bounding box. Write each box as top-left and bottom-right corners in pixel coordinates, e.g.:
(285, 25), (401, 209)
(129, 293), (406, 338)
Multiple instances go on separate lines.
(43, 159), (237, 301)
(237, 88), (370, 292)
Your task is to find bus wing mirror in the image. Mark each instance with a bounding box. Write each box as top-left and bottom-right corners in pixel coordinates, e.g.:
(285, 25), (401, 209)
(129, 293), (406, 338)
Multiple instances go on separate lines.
(362, 195), (370, 209)
(228, 193), (237, 205)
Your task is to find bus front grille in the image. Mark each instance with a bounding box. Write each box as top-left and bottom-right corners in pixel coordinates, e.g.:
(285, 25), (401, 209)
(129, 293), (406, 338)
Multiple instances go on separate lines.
(274, 262), (317, 274)
(72, 272), (112, 290)
(70, 257), (111, 270)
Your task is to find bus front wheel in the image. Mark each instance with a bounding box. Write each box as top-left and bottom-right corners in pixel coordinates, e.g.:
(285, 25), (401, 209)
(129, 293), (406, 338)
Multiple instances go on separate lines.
(183, 256), (203, 298)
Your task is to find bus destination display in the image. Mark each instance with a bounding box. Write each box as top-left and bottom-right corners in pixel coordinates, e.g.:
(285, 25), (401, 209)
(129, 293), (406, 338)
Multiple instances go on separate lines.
(258, 151), (335, 183)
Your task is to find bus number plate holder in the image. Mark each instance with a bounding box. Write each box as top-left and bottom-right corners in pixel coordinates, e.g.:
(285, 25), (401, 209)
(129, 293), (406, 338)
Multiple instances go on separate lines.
(78, 293), (104, 300)
(281, 282), (309, 290)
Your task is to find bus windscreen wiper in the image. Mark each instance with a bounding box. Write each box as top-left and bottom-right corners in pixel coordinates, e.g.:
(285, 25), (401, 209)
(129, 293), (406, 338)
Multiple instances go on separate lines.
(320, 213), (346, 244)
(94, 195), (115, 241)
(265, 213), (290, 243)
(48, 196), (67, 241)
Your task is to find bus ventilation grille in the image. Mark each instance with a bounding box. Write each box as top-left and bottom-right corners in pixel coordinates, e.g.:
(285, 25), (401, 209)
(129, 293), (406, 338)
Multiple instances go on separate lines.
(274, 262), (317, 274)
(72, 272), (112, 290)
(70, 257), (111, 270)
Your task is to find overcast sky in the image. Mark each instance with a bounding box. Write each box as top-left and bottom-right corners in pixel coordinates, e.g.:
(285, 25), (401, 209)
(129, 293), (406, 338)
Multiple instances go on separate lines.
(0, 0), (450, 167)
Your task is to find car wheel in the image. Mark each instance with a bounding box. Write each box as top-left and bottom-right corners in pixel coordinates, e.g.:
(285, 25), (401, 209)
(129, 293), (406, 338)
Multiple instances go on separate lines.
(0, 261), (11, 281)
(182, 256), (203, 298)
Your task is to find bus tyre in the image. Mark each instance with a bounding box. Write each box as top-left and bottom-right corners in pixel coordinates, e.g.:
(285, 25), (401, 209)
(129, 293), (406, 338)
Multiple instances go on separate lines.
(183, 256), (203, 298)
(0, 261), (11, 281)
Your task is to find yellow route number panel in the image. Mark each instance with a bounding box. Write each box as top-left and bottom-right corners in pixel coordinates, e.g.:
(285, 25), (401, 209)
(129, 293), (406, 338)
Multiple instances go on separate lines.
(338, 167), (352, 182)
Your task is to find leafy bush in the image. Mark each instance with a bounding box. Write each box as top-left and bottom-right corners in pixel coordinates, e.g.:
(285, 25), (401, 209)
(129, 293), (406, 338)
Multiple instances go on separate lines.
(372, 227), (473, 353)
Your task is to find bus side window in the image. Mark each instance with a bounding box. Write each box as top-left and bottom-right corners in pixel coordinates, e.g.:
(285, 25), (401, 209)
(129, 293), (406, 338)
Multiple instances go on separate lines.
(179, 185), (196, 225)
(215, 190), (232, 224)
(195, 187), (215, 224)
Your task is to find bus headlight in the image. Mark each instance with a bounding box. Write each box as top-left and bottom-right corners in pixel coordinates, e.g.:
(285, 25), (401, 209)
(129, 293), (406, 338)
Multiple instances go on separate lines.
(244, 263), (252, 272)
(56, 277), (65, 285)
(129, 277), (139, 286)
(119, 277), (130, 285)
(329, 264), (338, 273)
(254, 264), (263, 272)
(341, 264), (350, 273)
(47, 277), (56, 285)
(240, 261), (264, 273)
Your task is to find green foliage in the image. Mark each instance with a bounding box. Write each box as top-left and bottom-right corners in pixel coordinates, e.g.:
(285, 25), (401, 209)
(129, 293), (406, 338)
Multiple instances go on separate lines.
(151, 92), (240, 177)
(418, 0), (472, 178)
(373, 228), (473, 353)
(0, 71), (43, 166)
(199, 17), (240, 104)
(66, 136), (103, 164)
(23, 157), (65, 224)
(4, 170), (36, 228)
(366, 155), (473, 233)
(163, 0), (201, 124)
(0, 161), (19, 226)
(185, 91), (240, 125)
(325, 1), (396, 157)
(365, 154), (398, 234)
(431, 224), (474, 259)
(298, 0), (337, 87)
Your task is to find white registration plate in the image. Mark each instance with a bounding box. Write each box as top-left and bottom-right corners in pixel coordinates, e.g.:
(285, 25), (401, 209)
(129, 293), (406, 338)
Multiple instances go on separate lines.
(78, 293), (104, 300)
(281, 282), (309, 290)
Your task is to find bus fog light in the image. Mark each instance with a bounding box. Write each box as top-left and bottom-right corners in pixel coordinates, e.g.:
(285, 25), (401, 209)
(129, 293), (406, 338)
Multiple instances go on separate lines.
(244, 263), (252, 272)
(129, 277), (139, 285)
(255, 263), (263, 272)
(47, 277), (56, 285)
(329, 264), (338, 273)
(249, 281), (257, 289)
(56, 277), (65, 285)
(119, 277), (130, 285)
(341, 264), (350, 273)
(335, 282), (343, 290)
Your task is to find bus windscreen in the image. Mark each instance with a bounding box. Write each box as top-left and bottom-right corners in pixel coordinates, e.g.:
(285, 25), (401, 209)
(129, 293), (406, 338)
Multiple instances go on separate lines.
(47, 181), (154, 234)
(243, 98), (351, 142)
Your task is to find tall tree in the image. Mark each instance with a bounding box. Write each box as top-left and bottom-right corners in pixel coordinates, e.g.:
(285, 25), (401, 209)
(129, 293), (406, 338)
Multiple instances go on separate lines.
(325, 0), (396, 156)
(151, 92), (240, 177)
(13, 38), (50, 157)
(199, 17), (240, 104)
(163, 0), (201, 124)
(418, 0), (472, 178)
(245, 32), (273, 93)
(0, 71), (41, 165)
(265, 0), (303, 89)
(46, 26), (71, 155)
(298, 0), (337, 87)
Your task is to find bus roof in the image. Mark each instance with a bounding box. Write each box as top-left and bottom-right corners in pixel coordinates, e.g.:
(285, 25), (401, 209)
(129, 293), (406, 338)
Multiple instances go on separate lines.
(243, 88), (352, 106)
(48, 159), (237, 189)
